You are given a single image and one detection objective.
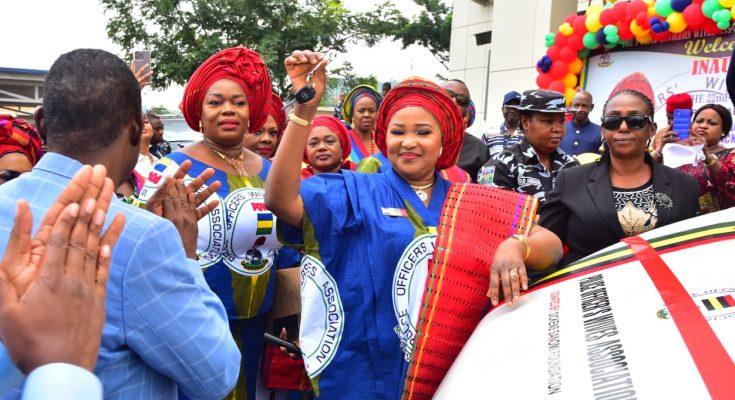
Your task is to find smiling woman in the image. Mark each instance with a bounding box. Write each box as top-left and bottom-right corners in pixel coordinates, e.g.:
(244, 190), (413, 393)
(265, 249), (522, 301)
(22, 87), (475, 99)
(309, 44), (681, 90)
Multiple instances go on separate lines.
(266, 55), (563, 398)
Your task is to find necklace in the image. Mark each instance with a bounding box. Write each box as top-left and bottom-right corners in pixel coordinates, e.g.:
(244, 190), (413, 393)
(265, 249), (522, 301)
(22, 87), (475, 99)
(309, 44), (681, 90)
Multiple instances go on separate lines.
(204, 142), (249, 176)
(410, 180), (435, 202)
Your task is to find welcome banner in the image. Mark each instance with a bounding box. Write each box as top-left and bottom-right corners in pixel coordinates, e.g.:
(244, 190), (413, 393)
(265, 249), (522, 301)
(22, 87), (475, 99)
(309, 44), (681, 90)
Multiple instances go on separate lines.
(436, 209), (735, 399)
(584, 30), (735, 145)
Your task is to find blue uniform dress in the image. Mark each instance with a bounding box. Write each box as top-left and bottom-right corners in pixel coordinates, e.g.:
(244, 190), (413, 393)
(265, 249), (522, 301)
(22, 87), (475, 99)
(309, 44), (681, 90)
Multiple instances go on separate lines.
(140, 151), (279, 400)
(280, 168), (448, 399)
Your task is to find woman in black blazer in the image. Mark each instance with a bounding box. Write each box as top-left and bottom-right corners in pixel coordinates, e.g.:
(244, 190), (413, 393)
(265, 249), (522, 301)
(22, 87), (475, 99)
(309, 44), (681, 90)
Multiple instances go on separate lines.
(539, 89), (700, 267)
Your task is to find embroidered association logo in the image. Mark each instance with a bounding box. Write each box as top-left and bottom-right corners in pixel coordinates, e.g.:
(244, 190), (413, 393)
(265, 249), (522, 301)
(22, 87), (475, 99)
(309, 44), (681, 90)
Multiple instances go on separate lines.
(393, 233), (436, 361)
(656, 288), (735, 321)
(223, 188), (280, 276)
(300, 255), (345, 378)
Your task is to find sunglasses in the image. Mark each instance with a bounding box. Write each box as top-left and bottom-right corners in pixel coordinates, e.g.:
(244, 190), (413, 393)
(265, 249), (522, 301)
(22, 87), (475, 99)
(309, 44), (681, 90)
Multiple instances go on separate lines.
(445, 89), (470, 108)
(601, 115), (652, 131)
(0, 170), (22, 184)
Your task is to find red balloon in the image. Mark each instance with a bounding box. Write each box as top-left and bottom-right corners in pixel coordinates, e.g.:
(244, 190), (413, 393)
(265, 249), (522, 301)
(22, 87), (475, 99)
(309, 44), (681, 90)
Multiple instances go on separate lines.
(549, 80), (566, 94)
(682, 4), (705, 27)
(568, 34), (585, 51)
(564, 14), (576, 25)
(600, 9), (617, 26)
(547, 45), (562, 61)
(651, 30), (671, 41)
(627, 0), (648, 18)
(618, 21), (635, 41)
(613, 1), (629, 21)
(549, 61), (569, 80)
(537, 73), (553, 89)
(555, 32), (568, 48)
(560, 46), (577, 62)
(702, 19), (721, 35)
(636, 12), (649, 27)
(573, 15), (588, 35)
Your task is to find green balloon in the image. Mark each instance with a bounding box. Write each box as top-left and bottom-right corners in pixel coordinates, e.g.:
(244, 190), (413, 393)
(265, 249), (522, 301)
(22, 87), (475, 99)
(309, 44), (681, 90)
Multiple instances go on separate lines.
(702, 0), (723, 19)
(715, 10), (731, 23)
(655, 0), (674, 17)
(718, 20), (730, 30)
(545, 32), (555, 47)
(607, 34), (620, 44)
(579, 48), (591, 58)
(583, 32), (599, 49)
(603, 25), (618, 35)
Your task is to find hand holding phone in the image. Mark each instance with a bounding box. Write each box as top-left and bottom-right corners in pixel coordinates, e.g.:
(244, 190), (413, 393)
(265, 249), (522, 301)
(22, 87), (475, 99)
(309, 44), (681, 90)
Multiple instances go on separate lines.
(672, 108), (692, 141)
(132, 50), (152, 88)
(263, 332), (302, 359)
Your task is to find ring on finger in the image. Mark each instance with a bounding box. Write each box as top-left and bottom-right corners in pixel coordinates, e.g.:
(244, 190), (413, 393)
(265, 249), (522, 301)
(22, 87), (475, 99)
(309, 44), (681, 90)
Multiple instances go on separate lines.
(509, 268), (518, 276)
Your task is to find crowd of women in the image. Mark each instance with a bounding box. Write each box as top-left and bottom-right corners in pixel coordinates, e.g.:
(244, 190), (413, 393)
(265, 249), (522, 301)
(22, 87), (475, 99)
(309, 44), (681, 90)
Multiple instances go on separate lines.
(2, 44), (735, 399)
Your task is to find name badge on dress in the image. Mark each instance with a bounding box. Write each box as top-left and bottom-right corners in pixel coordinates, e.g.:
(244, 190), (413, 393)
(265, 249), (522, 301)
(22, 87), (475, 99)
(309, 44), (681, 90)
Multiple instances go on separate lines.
(382, 207), (408, 217)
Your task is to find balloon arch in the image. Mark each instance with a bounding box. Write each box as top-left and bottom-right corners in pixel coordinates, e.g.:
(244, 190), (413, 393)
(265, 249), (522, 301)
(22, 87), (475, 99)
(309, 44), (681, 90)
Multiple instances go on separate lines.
(536, 0), (735, 104)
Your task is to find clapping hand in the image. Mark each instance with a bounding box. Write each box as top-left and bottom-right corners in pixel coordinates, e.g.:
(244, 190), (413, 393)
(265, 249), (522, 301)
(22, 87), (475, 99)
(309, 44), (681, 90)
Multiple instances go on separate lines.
(0, 166), (125, 374)
(145, 160), (221, 258)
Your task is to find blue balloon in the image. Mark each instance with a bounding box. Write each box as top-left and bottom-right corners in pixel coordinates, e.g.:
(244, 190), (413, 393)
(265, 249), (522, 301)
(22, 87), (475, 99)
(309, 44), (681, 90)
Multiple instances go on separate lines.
(595, 29), (609, 46)
(670, 0), (691, 13)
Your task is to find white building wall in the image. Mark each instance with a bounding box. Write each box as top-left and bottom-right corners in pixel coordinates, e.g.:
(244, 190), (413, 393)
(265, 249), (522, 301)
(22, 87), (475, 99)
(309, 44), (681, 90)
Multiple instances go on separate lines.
(449, 0), (493, 134)
(450, 0), (578, 134)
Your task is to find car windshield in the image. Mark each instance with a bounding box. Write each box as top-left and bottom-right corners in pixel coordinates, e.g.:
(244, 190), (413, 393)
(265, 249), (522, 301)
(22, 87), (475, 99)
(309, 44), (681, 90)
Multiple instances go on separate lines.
(160, 117), (203, 148)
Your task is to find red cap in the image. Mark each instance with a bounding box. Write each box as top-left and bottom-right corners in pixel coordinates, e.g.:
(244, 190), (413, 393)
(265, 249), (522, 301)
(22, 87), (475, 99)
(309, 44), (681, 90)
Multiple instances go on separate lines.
(666, 93), (693, 113)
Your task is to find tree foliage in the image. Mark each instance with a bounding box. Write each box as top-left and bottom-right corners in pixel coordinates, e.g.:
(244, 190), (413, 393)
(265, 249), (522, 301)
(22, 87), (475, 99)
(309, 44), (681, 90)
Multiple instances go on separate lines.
(364, 0), (452, 69)
(101, 0), (451, 96)
(101, 0), (398, 96)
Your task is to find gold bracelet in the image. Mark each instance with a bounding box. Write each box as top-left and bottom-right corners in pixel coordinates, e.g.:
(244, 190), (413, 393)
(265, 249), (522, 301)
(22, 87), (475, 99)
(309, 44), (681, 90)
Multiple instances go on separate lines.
(510, 234), (531, 260)
(705, 155), (718, 167)
(287, 111), (310, 127)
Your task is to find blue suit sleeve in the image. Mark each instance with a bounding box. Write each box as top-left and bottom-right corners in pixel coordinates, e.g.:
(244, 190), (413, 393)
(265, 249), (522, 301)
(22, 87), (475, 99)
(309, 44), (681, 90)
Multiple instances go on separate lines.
(122, 218), (240, 399)
(22, 364), (101, 400)
(0, 343), (23, 396)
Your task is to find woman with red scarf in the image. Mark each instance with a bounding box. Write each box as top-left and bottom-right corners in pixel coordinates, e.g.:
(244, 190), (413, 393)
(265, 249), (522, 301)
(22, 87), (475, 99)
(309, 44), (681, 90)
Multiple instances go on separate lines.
(139, 46), (279, 400)
(243, 92), (285, 159)
(301, 115), (356, 179)
(266, 50), (562, 399)
(0, 115), (42, 184)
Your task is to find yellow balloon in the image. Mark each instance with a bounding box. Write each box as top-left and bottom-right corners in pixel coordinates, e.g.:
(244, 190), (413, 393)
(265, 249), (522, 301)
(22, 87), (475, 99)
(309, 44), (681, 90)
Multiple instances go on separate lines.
(563, 73), (578, 88)
(667, 12), (687, 33)
(630, 20), (649, 37)
(565, 87), (577, 106)
(731, 7), (735, 19)
(569, 58), (584, 74)
(647, 5), (657, 17)
(720, 0), (735, 8)
(586, 14), (603, 32)
(638, 33), (653, 44)
(587, 4), (603, 14)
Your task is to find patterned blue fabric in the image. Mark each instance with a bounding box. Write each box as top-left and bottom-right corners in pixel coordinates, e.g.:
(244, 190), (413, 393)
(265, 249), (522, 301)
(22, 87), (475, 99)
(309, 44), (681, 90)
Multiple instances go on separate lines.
(281, 168), (448, 399)
(140, 151), (278, 400)
(0, 153), (240, 400)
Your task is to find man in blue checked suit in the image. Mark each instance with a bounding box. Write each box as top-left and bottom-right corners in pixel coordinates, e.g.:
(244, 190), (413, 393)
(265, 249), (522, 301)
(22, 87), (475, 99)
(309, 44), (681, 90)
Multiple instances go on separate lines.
(0, 49), (240, 399)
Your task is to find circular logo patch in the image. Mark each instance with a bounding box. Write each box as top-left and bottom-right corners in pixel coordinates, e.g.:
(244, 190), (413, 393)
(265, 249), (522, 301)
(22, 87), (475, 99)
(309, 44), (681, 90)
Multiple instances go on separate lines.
(299, 255), (345, 378)
(393, 233), (436, 360)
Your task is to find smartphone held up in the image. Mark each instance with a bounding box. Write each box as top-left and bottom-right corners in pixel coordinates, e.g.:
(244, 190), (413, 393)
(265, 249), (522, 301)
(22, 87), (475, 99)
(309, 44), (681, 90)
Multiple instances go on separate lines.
(133, 50), (152, 87)
(673, 108), (692, 141)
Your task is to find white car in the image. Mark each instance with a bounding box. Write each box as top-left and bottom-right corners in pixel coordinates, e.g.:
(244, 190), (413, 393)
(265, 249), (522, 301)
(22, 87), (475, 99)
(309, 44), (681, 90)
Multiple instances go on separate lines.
(160, 116), (203, 149)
